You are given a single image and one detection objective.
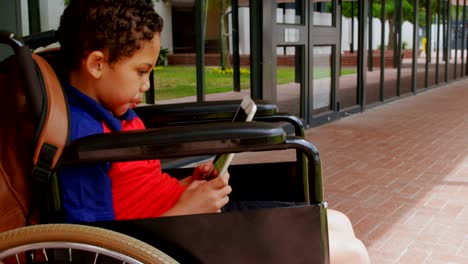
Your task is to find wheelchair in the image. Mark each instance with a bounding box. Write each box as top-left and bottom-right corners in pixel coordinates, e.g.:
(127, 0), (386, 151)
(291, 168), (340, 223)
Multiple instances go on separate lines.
(0, 30), (330, 264)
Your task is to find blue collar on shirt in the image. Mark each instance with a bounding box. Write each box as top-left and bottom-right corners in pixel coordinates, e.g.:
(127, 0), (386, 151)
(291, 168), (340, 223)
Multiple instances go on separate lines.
(63, 81), (137, 132)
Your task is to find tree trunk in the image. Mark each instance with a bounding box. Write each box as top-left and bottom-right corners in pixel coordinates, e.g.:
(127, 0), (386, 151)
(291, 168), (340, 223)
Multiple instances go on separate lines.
(220, 14), (230, 71)
(387, 18), (394, 51)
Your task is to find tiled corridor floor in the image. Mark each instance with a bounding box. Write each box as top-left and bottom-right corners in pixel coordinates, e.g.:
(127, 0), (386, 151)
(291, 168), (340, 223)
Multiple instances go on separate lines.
(234, 79), (468, 263)
(305, 79), (468, 264)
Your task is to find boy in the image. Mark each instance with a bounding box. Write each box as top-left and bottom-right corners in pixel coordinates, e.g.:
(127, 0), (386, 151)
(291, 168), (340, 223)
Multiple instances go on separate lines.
(57, 1), (369, 263)
(57, 0), (231, 223)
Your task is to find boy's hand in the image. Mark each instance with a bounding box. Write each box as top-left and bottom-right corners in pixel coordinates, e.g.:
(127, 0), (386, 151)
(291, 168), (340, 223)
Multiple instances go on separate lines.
(192, 162), (217, 181)
(163, 176), (232, 216)
(179, 162), (230, 186)
(192, 162), (230, 181)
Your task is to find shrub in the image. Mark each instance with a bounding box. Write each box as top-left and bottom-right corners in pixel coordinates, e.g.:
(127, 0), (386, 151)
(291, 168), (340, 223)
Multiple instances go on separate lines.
(212, 67), (250, 75)
(157, 48), (169, 66)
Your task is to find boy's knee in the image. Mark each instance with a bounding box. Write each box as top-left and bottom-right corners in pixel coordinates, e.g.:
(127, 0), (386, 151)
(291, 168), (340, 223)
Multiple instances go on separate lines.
(327, 209), (355, 236)
(349, 238), (370, 264)
(329, 234), (370, 264)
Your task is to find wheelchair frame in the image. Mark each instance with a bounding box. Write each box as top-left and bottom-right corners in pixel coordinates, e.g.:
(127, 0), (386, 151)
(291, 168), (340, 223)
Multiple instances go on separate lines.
(0, 30), (330, 264)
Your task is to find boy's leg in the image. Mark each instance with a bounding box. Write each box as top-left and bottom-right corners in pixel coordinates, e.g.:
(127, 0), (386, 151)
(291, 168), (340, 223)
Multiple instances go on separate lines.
(327, 208), (356, 237)
(326, 209), (370, 264)
(328, 229), (370, 264)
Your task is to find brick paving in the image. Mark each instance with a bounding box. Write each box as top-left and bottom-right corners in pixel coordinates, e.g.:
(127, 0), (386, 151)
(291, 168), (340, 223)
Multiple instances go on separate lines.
(232, 79), (468, 263)
(159, 78), (468, 262)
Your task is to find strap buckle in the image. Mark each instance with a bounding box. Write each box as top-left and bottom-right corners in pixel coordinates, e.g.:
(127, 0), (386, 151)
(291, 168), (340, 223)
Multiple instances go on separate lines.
(32, 165), (52, 183)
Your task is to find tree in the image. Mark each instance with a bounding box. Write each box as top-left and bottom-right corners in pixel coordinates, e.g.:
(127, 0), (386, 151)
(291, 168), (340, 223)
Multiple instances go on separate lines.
(340, 0), (414, 50)
(418, 0), (446, 35)
(207, 0), (232, 71)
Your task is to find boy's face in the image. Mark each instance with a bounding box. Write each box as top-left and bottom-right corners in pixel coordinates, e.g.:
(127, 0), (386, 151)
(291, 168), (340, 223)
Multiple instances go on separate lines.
(96, 34), (161, 117)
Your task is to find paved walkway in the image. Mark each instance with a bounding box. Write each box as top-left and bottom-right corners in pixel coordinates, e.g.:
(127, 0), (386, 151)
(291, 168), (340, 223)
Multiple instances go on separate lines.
(233, 79), (468, 263)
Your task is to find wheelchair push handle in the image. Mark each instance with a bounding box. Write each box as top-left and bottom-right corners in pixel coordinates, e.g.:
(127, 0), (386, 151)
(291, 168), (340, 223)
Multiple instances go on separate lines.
(0, 31), (43, 123)
(22, 30), (57, 50)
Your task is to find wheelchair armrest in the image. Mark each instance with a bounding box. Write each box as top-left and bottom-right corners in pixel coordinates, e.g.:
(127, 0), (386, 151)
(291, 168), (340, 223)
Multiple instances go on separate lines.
(134, 100), (278, 127)
(62, 122), (285, 165)
(254, 113), (305, 137)
(62, 121), (324, 204)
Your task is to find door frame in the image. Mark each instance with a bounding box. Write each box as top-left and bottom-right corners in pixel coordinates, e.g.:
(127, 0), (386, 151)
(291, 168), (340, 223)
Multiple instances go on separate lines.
(266, 0), (365, 127)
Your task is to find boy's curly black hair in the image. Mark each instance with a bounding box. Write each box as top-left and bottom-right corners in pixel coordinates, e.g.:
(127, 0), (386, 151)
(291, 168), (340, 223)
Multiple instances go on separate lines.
(57, 0), (163, 72)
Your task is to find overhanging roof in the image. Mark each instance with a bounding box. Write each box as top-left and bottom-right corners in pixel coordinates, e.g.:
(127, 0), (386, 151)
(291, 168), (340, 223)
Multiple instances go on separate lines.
(169, 0), (465, 8)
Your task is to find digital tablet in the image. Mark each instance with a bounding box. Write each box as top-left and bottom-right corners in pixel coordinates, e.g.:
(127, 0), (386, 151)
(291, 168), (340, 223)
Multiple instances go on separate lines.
(212, 96), (257, 179)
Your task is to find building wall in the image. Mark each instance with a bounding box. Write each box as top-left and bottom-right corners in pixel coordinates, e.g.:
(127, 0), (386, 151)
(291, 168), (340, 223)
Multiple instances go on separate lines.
(0, 0), (29, 60)
(228, 7), (250, 55)
(155, 1), (174, 53)
(17, 0), (174, 53)
(365, 18), (415, 51)
(39, 0), (64, 31)
(20, 0), (29, 36)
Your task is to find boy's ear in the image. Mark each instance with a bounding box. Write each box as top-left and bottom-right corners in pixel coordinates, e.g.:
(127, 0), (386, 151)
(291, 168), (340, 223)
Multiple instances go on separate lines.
(85, 51), (106, 79)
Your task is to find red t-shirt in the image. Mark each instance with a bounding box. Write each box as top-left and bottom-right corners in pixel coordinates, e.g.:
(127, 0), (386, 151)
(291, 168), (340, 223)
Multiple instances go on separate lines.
(104, 119), (187, 220)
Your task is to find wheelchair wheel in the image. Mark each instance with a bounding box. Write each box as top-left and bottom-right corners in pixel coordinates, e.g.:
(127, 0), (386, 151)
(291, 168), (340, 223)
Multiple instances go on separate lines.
(0, 224), (178, 264)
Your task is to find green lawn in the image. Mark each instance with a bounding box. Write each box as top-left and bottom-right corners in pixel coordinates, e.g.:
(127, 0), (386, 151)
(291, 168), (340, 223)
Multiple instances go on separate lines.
(154, 66), (356, 100)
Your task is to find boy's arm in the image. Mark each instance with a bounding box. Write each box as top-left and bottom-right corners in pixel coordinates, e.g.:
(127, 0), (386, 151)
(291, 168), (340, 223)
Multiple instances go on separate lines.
(162, 176), (231, 216)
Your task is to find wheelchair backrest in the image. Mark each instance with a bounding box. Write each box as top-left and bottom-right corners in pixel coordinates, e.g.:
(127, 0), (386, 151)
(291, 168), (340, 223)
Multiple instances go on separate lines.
(0, 33), (69, 232)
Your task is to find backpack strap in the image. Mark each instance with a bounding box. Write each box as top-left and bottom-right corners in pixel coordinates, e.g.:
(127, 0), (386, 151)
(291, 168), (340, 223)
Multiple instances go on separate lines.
(29, 54), (69, 223)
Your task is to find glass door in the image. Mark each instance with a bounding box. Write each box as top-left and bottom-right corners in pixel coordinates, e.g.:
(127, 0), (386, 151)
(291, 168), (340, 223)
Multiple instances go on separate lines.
(276, 1), (308, 119)
(309, 0), (343, 125)
(338, 0), (361, 111)
(273, 0), (350, 126)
